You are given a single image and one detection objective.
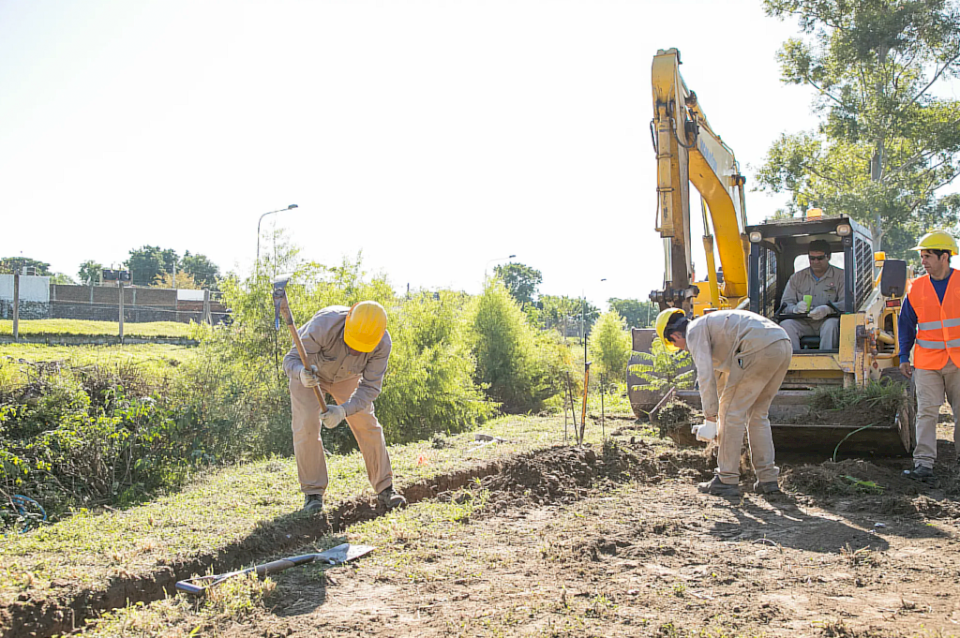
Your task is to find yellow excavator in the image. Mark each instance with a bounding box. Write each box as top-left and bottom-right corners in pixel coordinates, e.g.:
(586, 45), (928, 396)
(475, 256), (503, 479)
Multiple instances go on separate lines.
(628, 48), (915, 456)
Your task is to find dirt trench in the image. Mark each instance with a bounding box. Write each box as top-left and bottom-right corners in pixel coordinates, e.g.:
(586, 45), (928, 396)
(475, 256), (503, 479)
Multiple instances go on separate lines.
(2, 442), (705, 638)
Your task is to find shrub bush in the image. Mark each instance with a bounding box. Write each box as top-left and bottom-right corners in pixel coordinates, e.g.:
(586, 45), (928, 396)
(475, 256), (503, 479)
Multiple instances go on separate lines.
(588, 310), (632, 379)
(376, 291), (496, 443)
(470, 280), (568, 413)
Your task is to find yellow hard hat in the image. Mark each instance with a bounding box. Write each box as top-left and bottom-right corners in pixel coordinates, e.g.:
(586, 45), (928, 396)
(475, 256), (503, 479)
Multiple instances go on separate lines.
(344, 301), (387, 352)
(655, 308), (686, 352)
(912, 230), (958, 255)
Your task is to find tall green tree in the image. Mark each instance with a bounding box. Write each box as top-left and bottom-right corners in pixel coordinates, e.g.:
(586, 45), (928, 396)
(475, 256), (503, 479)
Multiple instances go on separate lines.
(608, 298), (658, 329)
(470, 279), (557, 413)
(537, 294), (600, 339)
(588, 310), (632, 378)
(492, 262), (542, 307)
(538, 295), (581, 336)
(0, 257), (51, 275)
(125, 246), (180, 286)
(78, 260), (103, 285)
(49, 273), (76, 285)
(757, 0), (960, 254)
(180, 251), (220, 289)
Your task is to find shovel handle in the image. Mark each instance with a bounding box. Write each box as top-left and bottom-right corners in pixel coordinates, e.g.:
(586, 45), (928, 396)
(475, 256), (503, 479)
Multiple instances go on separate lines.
(274, 291), (328, 412)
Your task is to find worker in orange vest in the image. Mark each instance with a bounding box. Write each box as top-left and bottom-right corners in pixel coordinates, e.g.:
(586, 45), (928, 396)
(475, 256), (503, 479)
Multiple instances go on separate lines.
(898, 230), (960, 482)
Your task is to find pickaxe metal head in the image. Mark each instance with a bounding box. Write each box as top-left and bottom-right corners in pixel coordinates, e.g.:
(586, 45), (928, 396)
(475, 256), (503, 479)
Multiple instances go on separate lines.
(272, 273), (293, 293)
(271, 274), (295, 328)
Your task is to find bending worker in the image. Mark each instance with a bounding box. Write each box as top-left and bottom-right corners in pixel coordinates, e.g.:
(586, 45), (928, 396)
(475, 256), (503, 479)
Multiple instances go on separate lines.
(283, 301), (406, 512)
(898, 231), (960, 482)
(779, 240), (845, 350)
(657, 308), (792, 496)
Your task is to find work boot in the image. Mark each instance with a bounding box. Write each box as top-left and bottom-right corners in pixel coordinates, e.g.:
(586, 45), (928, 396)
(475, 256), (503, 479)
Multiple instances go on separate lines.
(754, 480), (782, 495)
(904, 464), (935, 481)
(697, 476), (740, 497)
(302, 493), (323, 513)
(377, 485), (407, 510)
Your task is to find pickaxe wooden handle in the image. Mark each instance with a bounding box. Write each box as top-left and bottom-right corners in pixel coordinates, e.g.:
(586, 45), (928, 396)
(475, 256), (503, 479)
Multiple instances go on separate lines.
(272, 280), (327, 412)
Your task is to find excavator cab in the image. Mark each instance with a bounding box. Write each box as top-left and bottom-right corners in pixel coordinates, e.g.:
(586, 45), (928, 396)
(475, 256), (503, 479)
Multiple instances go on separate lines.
(746, 214), (871, 353)
(741, 213), (915, 455)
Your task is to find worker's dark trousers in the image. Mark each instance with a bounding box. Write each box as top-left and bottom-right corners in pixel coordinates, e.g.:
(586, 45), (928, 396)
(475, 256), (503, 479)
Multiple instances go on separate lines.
(715, 340), (792, 485)
(289, 376), (394, 496)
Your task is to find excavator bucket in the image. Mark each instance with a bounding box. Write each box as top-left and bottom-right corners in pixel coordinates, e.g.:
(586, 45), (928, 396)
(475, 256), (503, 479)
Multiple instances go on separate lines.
(628, 331), (915, 458)
(669, 386), (914, 458)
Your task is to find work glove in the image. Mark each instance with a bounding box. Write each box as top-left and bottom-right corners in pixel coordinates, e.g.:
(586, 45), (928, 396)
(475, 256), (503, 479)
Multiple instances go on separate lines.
(320, 404), (346, 429)
(299, 367), (321, 388)
(692, 419), (718, 442)
(794, 299), (809, 314)
(809, 305), (832, 321)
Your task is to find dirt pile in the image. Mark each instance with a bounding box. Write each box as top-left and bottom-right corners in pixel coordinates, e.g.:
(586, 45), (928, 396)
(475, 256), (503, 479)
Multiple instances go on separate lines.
(654, 401), (706, 447)
(467, 442), (709, 512)
(781, 459), (897, 496)
(782, 458), (960, 519)
(781, 382), (903, 427)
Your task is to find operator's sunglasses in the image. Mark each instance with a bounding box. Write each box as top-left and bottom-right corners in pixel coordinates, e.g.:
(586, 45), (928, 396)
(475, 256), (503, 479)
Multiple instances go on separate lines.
(808, 255), (828, 261)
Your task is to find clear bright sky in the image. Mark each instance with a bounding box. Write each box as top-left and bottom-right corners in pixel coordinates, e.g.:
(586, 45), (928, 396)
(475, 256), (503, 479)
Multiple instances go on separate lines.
(0, 0), (822, 309)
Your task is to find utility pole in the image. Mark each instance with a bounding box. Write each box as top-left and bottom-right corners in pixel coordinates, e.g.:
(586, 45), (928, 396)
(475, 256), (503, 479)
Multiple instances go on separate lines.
(202, 289), (211, 324)
(12, 272), (19, 342)
(119, 281), (125, 345)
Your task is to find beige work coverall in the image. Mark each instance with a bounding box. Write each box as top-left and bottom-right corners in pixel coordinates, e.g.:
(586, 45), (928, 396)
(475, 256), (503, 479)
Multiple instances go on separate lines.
(282, 306), (394, 496)
(780, 265), (845, 350)
(686, 310), (792, 485)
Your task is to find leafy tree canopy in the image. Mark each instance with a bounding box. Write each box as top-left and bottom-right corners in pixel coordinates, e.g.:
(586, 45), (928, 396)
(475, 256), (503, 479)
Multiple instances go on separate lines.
(588, 310), (632, 377)
(757, 0), (960, 255)
(180, 251), (220, 290)
(125, 246), (178, 286)
(50, 273), (76, 285)
(77, 260), (103, 285)
(493, 262), (542, 307)
(155, 271), (200, 289)
(0, 257), (51, 276)
(608, 298), (659, 329)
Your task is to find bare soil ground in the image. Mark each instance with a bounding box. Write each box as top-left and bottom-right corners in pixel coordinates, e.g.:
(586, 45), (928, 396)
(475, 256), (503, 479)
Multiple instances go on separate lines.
(80, 422), (960, 638)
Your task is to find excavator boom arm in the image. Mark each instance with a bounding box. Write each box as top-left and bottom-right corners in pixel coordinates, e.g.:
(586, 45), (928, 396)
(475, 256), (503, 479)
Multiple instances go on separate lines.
(651, 48), (748, 306)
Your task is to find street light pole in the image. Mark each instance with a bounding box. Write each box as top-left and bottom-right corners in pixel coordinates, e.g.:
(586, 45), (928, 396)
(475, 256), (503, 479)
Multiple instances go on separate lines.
(256, 205), (299, 271)
(484, 254), (516, 279)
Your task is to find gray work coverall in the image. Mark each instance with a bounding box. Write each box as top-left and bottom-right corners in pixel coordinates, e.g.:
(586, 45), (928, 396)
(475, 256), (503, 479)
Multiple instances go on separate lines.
(282, 306), (394, 496)
(686, 310), (792, 485)
(780, 265), (845, 350)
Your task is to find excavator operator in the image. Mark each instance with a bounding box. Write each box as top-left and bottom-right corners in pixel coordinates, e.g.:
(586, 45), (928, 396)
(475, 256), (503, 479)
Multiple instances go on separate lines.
(779, 240), (845, 350)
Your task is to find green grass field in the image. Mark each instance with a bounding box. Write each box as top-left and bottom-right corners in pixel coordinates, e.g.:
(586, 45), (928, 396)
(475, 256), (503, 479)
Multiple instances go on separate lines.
(0, 343), (196, 386)
(0, 319), (196, 338)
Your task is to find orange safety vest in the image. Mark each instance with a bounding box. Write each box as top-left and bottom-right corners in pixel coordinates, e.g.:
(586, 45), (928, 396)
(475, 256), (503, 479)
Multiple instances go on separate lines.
(907, 270), (960, 370)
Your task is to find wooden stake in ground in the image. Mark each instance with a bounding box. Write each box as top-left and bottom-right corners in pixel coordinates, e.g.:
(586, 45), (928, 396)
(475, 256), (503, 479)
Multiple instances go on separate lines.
(579, 362), (590, 445)
(564, 371), (578, 442)
(600, 373), (605, 441)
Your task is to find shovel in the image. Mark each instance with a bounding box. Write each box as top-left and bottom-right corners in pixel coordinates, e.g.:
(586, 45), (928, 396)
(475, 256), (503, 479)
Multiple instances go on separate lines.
(175, 542), (375, 596)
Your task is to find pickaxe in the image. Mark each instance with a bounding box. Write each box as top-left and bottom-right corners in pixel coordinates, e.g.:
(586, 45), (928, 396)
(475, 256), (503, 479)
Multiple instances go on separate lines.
(272, 274), (328, 412)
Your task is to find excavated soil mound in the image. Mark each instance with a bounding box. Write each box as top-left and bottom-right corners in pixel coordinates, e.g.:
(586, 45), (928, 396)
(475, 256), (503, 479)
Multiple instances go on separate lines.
(781, 459), (899, 496)
(781, 458), (960, 519)
(462, 443), (711, 513)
